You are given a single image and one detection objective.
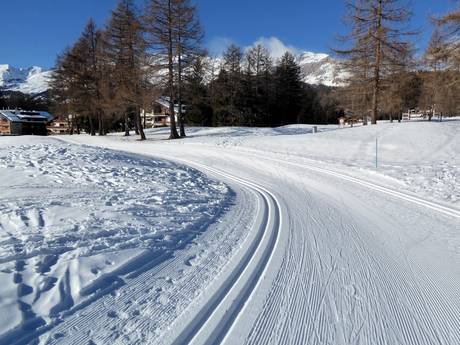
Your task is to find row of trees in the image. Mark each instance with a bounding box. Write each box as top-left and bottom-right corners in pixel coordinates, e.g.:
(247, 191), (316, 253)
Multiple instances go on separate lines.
(51, 0), (342, 138)
(336, 0), (460, 124)
(52, 0), (459, 137)
(0, 91), (50, 111)
(184, 45), (342, 127)
(422, 7), (460, 118)
(51, 0), (202, 140)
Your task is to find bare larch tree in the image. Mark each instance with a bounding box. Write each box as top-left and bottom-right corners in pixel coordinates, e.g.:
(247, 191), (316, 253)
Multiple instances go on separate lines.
(106, 0), (148, 140)
(336, 0), (415, 124)
(144, 0), (180, 139)
(172, 0), (204, 137)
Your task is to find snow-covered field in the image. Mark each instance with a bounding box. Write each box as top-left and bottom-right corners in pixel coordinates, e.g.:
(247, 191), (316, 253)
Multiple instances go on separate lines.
(0, 138), (233, 343)
(155, 120), (459, 207)
(0, 119), (459, 344)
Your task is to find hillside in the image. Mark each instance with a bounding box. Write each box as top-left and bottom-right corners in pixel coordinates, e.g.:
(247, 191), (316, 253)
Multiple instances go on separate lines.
(0, 64), (52, 95)
(1, 52), (346, 97)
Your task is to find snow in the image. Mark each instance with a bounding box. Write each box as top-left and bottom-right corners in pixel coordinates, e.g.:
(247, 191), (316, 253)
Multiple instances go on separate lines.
(0, 137), (230, 340)
(141, 120), (459, 207)
(298, 52), (349, 86)
(0, 50), (346, 95)
(0, 65), (52, 94)
(299, 51), (330, 64)
(0, 118), (459, 344)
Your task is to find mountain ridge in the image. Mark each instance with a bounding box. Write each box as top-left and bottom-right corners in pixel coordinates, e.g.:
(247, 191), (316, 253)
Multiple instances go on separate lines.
(0, 64), (52, 95)
(1, 51), (346, 96)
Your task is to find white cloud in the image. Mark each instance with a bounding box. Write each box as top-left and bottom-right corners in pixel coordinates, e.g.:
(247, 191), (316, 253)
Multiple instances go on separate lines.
(248, 37), (302, 59)
(207, 36), (309, 60)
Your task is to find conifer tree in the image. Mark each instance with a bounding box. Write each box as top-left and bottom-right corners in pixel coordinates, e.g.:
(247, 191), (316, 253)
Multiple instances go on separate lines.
(144, 0), (180, 139)
(183, 57), (212, 125)
(51, 19), (106, 136)
(223, 44), (244, 124)
(435, 6), (460, 116)
(244, 44), (273, 124)
(106, 0), (148, 140)
(336, 0), (415, 124)
(173, 0), (204, 137)
(274, 52), (303, 125)
(420, 29), (448, 119)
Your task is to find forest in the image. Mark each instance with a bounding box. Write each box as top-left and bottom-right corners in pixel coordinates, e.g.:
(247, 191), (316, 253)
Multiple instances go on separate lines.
(42, 0), (460, 139)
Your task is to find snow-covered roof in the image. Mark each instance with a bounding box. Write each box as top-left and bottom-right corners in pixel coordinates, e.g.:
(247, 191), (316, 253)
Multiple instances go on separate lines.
(0, 110), (54, 123)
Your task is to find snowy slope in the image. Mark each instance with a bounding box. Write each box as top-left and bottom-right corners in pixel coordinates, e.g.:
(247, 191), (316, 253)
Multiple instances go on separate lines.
(173, 121), (459, 206)
(0, 65), (52, 94)
(298, 51), (348, 86)
(1, 120), (459, 344)
(0, 138), (231, 342)
(32, 120), (460, 344)
(212, 52), (347, 86)
(0, 50), (345, 96)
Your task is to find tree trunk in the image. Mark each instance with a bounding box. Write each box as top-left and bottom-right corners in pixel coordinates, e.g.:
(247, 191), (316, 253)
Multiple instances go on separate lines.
(75, 116), (81, 135)
(371, 0), (383, 125)
(167, 0), (180, 139)
(136, 107), (146, 140)
(124, 112), (130, 136)
(89, 115), (95, 136)
(98, 112), (105, 136)
(177, 52), (186, 137)
(143, 109), (146, 129)
(134, 113), (140, 135)
(68, 115), (74, 135)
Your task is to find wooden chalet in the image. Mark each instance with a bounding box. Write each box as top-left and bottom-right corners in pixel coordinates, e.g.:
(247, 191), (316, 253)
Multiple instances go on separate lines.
(47, 118), (71, 135)
(339, 110), (373, 127)
(0, 110), (54, 135)
(142, 97), (185, 128)
(339, 115), (362, 128)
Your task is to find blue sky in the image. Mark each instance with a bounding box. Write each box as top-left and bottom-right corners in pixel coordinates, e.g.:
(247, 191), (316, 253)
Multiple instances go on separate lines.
(0, 0), (456, 68)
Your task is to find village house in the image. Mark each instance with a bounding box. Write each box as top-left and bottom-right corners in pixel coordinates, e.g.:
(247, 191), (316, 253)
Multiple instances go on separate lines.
(142, 97), (185, 128)
(47, 117), (71, 135)
(338, 111), (372, 128)
(0, 110), (54, 135)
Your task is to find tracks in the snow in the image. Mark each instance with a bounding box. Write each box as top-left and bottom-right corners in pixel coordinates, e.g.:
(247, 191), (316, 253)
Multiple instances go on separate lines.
(166, 161), (282, 345)
(236, 149), (460, 220)
(169, 149), (459, 343)
(47, 139), (459, 345)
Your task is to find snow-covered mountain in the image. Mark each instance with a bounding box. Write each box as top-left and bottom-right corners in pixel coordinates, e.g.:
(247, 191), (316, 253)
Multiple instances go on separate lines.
(0, 51), (346, 97)
(242, 37), (347, 86)
(297, 52), (347, 87)
(210, 51), (347, 87)
(0, 64), (52, 95)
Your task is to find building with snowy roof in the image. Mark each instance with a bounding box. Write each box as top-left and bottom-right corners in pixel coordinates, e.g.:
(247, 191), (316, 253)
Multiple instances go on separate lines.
(0, 110), (54, 135)
(141, 97), (185, 128)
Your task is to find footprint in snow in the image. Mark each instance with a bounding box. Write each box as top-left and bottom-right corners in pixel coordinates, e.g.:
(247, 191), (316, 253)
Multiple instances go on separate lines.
(107, 310), (118, 318)
(157, 294), (169, 306)
(184, 255), (198, 267)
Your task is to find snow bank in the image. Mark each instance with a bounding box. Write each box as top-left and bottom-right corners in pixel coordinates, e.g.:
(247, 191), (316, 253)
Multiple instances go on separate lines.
(0, 137), (230, 338)
(239, 119), (460, 206)
(127, 119), (459, 207)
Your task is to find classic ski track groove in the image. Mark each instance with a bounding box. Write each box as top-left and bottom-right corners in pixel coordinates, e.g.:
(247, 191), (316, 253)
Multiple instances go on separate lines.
(163, 159), (282, 345)
(232, 147), (460, 219)
(29, 148), (282, 345)
(43, 138), (459, 345)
